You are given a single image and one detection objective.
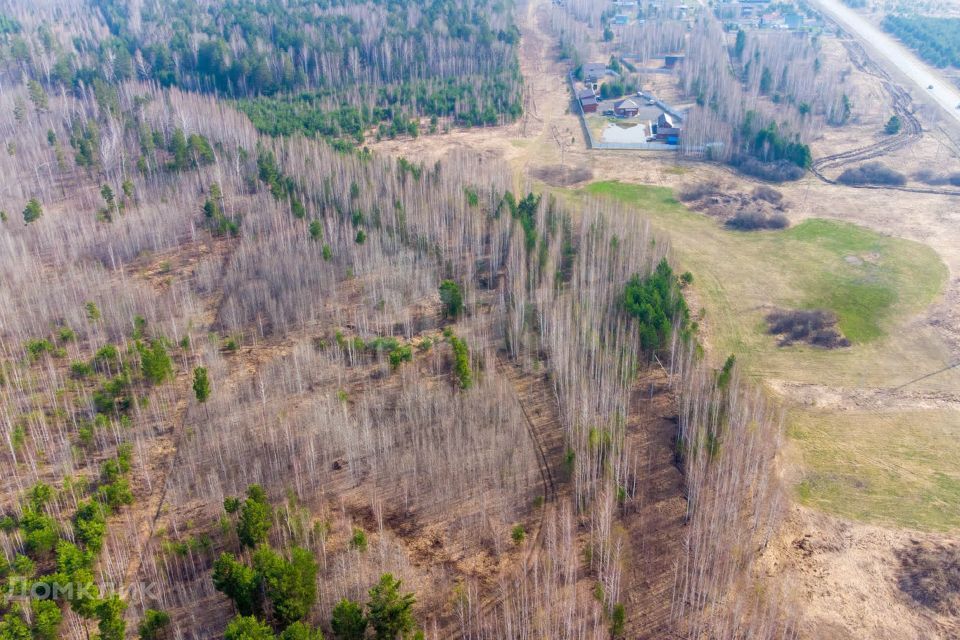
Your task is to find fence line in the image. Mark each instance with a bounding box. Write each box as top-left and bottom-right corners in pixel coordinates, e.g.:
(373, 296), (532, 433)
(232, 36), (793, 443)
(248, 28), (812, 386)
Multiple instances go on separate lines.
(567, 72), (679, 152)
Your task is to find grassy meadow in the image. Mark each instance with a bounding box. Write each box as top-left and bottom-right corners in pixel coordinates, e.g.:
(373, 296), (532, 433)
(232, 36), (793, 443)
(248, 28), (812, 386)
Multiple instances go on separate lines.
(579, 179), (958, 531)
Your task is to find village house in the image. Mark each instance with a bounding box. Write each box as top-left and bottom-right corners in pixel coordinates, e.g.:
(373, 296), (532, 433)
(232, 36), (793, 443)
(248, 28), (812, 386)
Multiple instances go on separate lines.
(655, 112), (682, 144)
(664, 54), (685, 69)
(614, 97), (640, 117)
(582, 62), (612, 83)
(577, 88), (598, 113)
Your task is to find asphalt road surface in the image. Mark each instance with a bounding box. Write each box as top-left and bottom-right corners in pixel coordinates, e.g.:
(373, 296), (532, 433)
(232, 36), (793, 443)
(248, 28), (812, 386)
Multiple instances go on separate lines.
(811, 0), (960, 129)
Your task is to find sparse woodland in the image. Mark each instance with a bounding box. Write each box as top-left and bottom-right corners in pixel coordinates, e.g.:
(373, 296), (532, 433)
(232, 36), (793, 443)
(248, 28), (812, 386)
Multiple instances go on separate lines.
(549, 0), (851, 178)
(0, 1), (791, 638)
(678, 16), (849, 169)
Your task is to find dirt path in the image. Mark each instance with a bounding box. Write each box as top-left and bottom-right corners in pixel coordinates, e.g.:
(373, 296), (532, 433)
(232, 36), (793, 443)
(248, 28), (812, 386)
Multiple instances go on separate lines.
(369, 0), (591, 177)
(810, 0), (960, 132)
(621, 371), (687, 638)
(117, 239), (237, 603)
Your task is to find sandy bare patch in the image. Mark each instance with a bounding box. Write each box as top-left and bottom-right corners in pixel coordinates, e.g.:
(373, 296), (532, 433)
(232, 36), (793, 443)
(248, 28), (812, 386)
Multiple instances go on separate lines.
(528, 163), (593, 186)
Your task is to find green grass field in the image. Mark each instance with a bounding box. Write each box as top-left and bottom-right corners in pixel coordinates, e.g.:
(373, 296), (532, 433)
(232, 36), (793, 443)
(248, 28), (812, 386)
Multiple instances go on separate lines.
(791, 408), (960, 532)
(580, 180), (948, 370)
(580, 180), (957, 531)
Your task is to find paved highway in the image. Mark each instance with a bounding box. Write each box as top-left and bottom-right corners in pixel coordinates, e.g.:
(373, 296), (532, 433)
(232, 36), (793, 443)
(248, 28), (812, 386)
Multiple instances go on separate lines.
(811, 0), (960, 128)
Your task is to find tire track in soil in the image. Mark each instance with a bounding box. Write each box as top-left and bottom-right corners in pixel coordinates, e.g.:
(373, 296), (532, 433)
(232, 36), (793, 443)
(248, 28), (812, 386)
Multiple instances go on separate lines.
(119, 240), (240, 599)
(496, 354), (564, 561)
(809, 40), (960, 197)
(449, 354), (566, 637)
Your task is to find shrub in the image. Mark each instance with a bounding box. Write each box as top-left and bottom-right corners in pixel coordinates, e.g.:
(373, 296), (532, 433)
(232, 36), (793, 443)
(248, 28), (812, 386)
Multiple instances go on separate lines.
(291, 197), (306, 219)
(31, 599), (61, 640)
(725, 209), (790, 231)
(350, 527), (368, 552)
(193, 366), (210, 403)
(139, 339), (173, 384)
(367, 573), (417, 640)
(94, 344), (119, 369)
(439, 280), (464, 318)
(237, 484), (273, 548)
(98, 478), (134, 510)
(366, 336), (398, 353)
(389, 345), (412, 369)
(678, 181), (720, 202)
(752, 185), (783, 204)
(837, 162), (907, 186)
(610, 603), (626, 638)
(744, 120), (812, 168)
(22, 198), (42, 223)
(12, 554), (34, 576)
(71, 361), (93, 378)
(93, 388), (116, 414)
(138, 609), (171, 640)
(252, 546), (318, 627)
(511, 524), (526, 545)
(28, 482), (53, 511)
(884, 115), (902, 135)
(73, 500), (107, 552)
(731, 156), (805, 182)
(25, 338), (56, 361)
(96, 595), (127, 640)
(224, 615), (274, 640)
(280, 622), (324, 640)
(309, 220), (322, 241)
(449, 335), (472, 389)
(20, 510), (59, 558)
(913, 169), (960, 186)
(766, 309), (851, 348)
(213, 553), (259, 616)
(464, 186), (480, 207)
(716, 354), (737, 390)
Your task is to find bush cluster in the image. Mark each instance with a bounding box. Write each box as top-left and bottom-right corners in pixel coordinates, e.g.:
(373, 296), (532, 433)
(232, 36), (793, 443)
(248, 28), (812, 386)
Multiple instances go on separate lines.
(837, 162), (907, 187)
(622, 259), (690, 352)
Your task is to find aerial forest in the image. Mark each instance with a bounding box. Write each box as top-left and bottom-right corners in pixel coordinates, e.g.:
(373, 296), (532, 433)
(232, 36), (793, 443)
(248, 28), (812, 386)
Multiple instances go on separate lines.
(0, 0), (791, 638)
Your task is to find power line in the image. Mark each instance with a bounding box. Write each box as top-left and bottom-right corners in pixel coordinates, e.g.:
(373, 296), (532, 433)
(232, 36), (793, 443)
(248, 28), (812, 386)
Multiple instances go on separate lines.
(890, 361), (960, 391)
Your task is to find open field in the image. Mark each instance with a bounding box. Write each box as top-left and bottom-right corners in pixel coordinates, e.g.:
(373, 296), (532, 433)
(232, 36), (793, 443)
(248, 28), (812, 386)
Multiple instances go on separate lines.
(579, 180), (948, 358)
(790, 407), (960, 531)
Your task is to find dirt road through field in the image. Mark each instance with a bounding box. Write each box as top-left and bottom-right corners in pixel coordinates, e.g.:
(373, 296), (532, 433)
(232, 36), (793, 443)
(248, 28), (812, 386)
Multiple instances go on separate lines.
(810, 0), (960, 131)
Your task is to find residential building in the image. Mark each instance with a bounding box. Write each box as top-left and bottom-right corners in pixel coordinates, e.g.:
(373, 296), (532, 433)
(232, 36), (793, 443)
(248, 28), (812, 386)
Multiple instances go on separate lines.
(614, 97), (640, 117)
